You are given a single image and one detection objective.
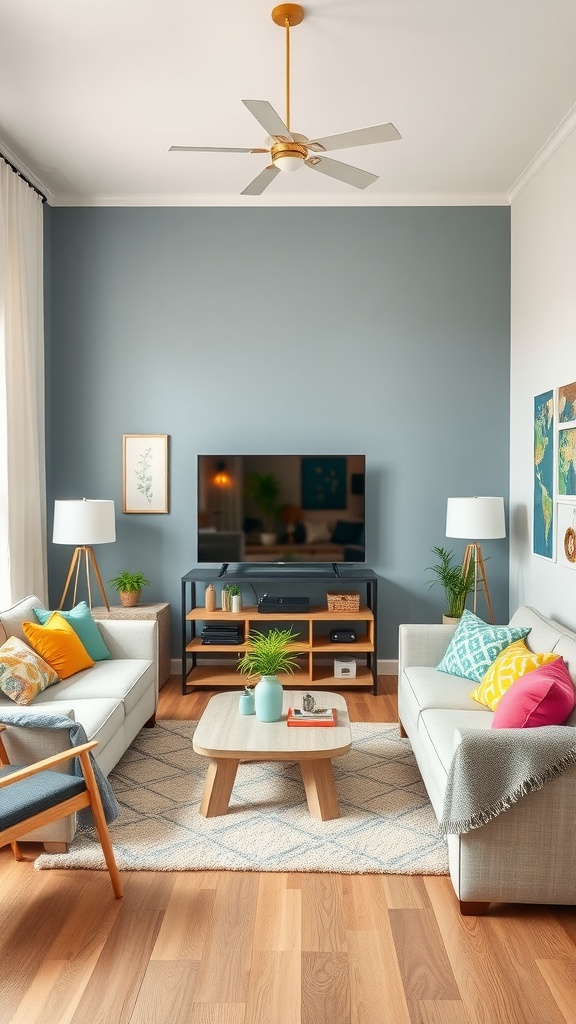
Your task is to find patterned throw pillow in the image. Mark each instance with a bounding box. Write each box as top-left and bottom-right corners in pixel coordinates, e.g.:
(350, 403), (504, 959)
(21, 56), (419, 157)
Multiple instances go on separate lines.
(0, 635), (60, 705)
(436, 609), (531, 683)
(471, 639), (560, 710)
(34, 601), (111, 661)
(22, 612), (94, 679)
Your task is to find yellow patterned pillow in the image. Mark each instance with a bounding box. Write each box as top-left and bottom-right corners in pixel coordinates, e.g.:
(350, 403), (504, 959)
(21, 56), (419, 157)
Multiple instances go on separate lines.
(0, 635), (60, 705)
(22, 612), (94, 679)
(471, 639), (560, 710)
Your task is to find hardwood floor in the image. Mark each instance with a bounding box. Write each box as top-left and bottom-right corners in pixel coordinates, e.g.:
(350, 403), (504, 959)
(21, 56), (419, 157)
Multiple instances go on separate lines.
(1, 676), (575, 1024)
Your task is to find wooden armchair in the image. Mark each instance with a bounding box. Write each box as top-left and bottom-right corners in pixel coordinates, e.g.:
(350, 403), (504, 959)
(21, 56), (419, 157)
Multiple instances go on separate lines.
(0, 725), (123, 898)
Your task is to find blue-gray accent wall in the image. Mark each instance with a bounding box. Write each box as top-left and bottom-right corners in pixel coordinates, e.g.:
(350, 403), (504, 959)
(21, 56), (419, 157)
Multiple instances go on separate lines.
(46, 206), (511, 660)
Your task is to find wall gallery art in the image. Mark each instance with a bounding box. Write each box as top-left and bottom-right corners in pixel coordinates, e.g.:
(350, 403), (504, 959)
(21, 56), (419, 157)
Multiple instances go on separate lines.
(122, 434), (169, 514)
(534, 380), (576, 566)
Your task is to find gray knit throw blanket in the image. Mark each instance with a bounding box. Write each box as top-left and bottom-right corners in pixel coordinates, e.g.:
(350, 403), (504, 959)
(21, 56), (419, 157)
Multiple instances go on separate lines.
(440, 725), (576, 835)
(0, 710), (120, 827)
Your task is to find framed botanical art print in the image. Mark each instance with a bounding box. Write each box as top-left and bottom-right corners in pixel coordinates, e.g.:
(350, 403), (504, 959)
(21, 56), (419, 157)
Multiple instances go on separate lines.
(122, 434), (169, 513)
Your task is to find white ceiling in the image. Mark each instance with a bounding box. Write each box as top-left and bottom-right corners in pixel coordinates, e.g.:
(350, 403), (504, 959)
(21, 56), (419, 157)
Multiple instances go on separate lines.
(2, 0), (576, 207)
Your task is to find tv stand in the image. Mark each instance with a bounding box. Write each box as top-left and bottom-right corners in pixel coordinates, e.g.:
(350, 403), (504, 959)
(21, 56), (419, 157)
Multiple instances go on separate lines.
(181, 567), (378, 695)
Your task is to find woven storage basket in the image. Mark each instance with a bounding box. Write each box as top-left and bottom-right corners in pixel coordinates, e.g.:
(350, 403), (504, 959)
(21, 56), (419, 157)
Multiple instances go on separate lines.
(326, 592), (360, 613)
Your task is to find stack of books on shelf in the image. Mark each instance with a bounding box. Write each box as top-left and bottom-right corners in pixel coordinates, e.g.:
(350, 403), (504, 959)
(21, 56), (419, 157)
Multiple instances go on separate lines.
(287, 707), (337, 727)
(200, 624), (243, 645)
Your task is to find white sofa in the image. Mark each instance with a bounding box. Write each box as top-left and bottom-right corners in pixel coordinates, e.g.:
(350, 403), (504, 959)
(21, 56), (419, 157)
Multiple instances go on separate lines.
(398, 605), (576, 914)
(0, 594), (158, 848)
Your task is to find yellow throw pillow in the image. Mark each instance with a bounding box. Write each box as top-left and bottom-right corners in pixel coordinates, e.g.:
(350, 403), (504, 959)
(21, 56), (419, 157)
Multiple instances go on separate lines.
(470, 639), (560, 710)
(22, 611), (95, 679)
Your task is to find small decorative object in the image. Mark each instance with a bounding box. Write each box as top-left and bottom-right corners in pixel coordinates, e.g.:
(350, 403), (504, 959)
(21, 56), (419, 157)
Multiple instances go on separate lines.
(326, 592), (360, 613)
(226, 583), (242, 613)
(205, 583), (216, 611)
(237, 627), (300, 722)
(107, 570), (151, 608)
(122, 434), (169, 514)
(334, 656), (357, 678)
(238, 686), (255, 715)
(302, 692), (316, 712)
(221, 584), (232, 611)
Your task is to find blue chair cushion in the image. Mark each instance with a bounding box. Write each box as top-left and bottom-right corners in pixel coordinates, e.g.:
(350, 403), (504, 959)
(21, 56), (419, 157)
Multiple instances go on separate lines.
(0, 766), (87, 831)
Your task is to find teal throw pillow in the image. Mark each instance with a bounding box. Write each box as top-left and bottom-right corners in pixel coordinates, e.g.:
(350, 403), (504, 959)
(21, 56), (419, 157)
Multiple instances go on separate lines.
(436, 609), (531, 683)
(34, 601), (111, 662)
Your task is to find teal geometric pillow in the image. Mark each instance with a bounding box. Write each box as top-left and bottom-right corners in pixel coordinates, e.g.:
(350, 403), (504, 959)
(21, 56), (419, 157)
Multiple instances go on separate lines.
(436, 609), (531, 683)
(33, 601), (111, 662)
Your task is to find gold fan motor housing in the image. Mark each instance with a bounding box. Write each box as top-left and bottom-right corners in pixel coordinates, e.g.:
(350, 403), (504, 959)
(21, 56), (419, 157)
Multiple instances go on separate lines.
(271, 4), (304, 27)
(270, 140), (308, 163)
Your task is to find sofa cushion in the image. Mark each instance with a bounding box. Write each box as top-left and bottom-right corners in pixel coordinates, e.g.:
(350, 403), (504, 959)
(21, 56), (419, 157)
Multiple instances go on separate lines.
(0, 595), (44, 643)
(22, 613), (95, 679)
(402, 666), (481, 713)
(436, 610), (531, 683)
(0, 636), (60, 705)
(508, 606), (570, 654)
(11, 696), (125, 750)
(34, 602), (111, 662)
(492, 659), (576, 728)
(31, 658), (155, 717)
(470, 639), (561, 710)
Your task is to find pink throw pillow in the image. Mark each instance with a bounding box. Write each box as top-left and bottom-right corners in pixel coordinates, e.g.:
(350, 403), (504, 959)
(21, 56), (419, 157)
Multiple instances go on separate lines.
(492, 658), (575, 728)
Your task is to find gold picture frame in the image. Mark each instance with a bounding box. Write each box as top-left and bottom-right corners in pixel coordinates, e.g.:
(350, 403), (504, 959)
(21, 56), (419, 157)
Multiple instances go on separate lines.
(122, 434), (169, 514)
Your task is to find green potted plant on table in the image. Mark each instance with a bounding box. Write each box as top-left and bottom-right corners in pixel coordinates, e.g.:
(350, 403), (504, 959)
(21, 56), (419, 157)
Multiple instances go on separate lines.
(237, 627), (301, 722)
(108, 570), (151, 608)
(244, 472), (282, 545)
(425, 546), (475, 623)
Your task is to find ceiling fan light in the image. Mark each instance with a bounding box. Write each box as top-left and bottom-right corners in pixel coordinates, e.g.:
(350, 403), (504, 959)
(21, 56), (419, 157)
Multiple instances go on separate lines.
(273, 154), (304, 172)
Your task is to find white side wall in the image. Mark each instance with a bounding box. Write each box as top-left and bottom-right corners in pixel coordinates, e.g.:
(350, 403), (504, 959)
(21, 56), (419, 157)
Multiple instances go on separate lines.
(510, 128), (576, 628)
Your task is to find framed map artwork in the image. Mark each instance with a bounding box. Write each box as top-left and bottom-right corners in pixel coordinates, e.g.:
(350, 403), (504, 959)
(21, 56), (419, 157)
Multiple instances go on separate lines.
(533, 391), (554, 559)
(558, 380), (576, 423)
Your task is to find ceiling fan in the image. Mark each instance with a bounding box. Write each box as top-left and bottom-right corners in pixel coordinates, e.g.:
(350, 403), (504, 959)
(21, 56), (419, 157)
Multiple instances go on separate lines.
(169, 3), (401, 195)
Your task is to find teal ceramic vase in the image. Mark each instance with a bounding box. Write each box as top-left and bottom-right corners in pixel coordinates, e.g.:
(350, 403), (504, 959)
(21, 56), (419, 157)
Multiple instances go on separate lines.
(238, 688), (255, 715)
(254, 675), (283, 722)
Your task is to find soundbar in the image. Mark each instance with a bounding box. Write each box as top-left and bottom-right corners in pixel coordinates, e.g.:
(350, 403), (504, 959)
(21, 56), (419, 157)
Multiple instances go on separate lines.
(258, 595), (310, 614)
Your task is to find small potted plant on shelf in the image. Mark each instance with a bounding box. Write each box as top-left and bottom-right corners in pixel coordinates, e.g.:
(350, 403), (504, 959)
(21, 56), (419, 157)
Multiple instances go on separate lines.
(108, 570), (151, 608)
(425, 546), (475, 623)
(227, 583), (242, 613)
(237, 627), (301, 722)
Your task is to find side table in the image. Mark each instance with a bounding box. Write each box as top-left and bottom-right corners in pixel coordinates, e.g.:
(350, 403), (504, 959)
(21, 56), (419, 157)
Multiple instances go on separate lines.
(91, 602), (171, 687)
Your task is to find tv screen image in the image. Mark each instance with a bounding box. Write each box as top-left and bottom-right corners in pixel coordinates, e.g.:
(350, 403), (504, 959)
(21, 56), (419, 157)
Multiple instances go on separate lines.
(197, 455), (366, 566)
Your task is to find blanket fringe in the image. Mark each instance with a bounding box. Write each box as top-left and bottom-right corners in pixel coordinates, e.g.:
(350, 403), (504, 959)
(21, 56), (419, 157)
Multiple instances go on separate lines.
(440, 747), (576, 835)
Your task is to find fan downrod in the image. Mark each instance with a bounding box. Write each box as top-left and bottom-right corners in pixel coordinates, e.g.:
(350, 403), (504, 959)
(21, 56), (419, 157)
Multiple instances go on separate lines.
(271, 4), (304, 28)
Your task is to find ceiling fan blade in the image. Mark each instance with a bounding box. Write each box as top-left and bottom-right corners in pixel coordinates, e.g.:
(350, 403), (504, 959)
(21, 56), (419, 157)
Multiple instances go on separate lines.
(242, 100), (294, 141)
(305, 155), (378, 190)
(307, 122), (401, 153)
(241, 165), (280, 196)
(169, 146), (269, 154)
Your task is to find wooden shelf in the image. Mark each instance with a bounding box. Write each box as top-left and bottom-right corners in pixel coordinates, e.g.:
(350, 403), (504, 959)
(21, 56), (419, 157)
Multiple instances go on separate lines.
(181, 571), (378, 693)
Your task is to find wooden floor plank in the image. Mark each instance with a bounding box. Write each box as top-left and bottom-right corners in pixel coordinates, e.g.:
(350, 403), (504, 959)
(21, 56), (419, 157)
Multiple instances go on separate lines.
(246, 950), (301, 1024)
(389, 908), (461, 1001)
(191, 872), (259, 1003)
(301, 951), (350, 1024)
(151, 873), (216, 961)
(300, 874), (348, 953)
(129, 960), (200, 1024)
(536, 959), (576, 1024)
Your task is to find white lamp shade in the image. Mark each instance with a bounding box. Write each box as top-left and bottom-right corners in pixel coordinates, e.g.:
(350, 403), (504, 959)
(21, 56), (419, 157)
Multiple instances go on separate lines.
(446, 496), (505, 540)
(53, 499), (116, 545)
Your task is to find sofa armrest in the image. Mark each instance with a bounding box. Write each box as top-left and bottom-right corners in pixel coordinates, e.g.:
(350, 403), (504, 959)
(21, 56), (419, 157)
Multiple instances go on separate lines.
(96, 619), (157, 663)
(398, 623), (457, 678)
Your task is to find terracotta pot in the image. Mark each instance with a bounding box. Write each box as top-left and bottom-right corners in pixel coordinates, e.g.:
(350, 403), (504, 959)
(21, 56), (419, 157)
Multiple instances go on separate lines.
(120, 590), (141, 607)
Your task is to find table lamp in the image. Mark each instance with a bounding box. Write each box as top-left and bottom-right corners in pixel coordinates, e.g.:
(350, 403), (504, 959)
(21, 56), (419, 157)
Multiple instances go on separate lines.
(53, 499), (116, 611)
(445, 496), (505, 623)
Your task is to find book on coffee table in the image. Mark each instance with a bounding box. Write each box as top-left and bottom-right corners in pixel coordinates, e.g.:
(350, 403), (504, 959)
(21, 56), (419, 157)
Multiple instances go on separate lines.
(287, 707), (336, 727)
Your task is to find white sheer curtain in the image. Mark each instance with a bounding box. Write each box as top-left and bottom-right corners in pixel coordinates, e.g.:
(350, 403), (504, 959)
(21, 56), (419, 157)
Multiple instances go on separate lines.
(0, 159), (47, 607)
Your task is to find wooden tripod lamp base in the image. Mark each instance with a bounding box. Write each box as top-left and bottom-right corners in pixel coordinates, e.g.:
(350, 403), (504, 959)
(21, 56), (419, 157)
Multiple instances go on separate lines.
(59, 546), (110, 612)
(461, 542), (494, 624)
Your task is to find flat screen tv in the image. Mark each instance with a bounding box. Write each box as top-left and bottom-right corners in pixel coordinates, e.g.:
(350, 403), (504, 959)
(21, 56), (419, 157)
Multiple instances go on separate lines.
(197, 455), (366, 569)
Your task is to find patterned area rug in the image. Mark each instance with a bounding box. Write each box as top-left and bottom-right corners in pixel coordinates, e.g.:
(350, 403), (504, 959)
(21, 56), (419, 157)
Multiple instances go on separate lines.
(36, 720), (448, 875)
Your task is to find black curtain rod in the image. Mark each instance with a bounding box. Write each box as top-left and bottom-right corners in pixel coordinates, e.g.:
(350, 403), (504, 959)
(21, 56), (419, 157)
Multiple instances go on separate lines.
(0, 152), (47, 203)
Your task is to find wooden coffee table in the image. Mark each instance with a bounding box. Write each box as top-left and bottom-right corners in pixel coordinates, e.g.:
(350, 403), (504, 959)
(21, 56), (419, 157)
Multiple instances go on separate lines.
(192, 690), (352, 821)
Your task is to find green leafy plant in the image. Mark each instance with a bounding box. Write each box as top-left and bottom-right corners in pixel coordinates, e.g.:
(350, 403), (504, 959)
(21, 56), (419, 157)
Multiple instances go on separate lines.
(107, 571), (151, 594)
(237, 627), (301, 680)
(223, 583), (241, 596)
(425, 546), (475, 619)
(244, 472), (281, 533)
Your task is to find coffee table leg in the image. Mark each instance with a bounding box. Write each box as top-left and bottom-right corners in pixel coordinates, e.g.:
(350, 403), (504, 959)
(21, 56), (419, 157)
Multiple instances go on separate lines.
(199, 758), (240, 817)
(300, 758), (341, 821)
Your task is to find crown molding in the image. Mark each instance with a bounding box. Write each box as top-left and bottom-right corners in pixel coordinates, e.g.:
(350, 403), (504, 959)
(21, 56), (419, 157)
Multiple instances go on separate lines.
(508, 102), (576, 203)
(0, 137), (54, 205)
(48, 190), (510, 208)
